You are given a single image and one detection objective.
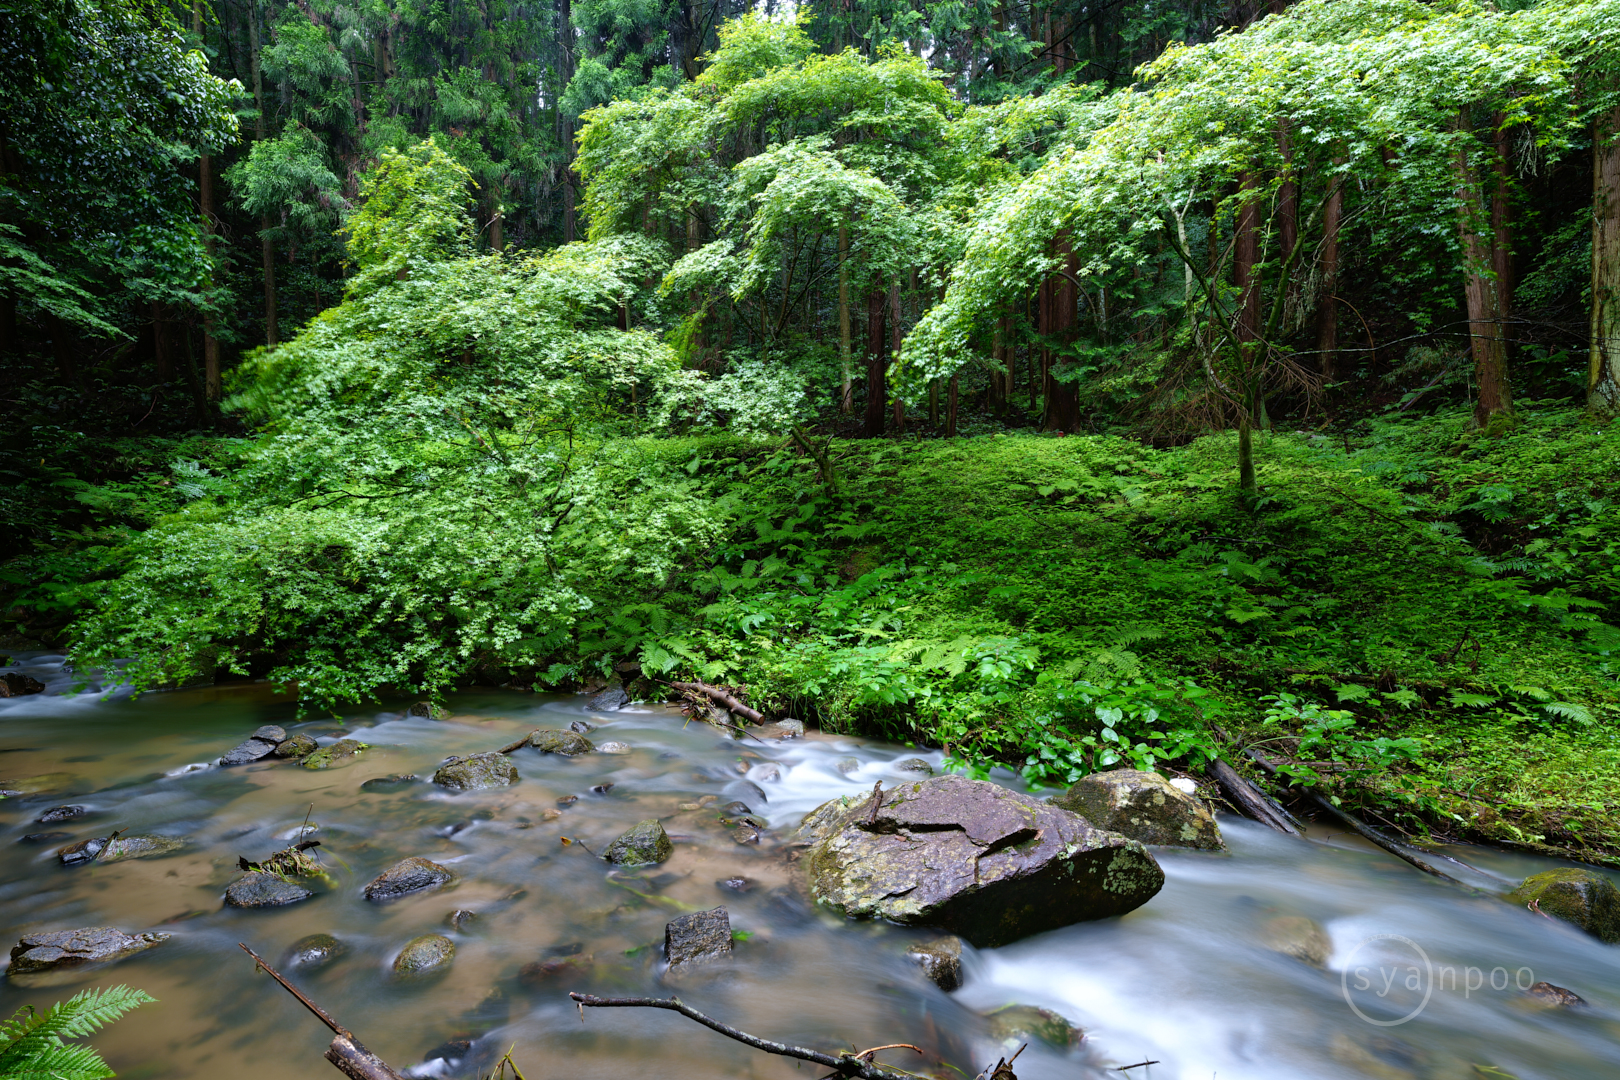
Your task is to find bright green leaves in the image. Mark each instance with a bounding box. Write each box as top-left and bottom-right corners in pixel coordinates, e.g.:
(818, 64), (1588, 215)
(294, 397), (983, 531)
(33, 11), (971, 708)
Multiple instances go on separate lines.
(694, 12), (816, 93)
(343, 137), (478, 294)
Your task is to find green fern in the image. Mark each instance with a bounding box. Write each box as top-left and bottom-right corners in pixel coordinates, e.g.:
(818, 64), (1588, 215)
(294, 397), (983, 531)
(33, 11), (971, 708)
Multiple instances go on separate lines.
(0, 984), (155, 1080)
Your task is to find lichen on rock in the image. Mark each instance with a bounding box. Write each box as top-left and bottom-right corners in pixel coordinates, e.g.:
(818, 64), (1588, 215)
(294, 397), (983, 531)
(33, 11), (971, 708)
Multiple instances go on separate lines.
(1051, 768), (1223, 850)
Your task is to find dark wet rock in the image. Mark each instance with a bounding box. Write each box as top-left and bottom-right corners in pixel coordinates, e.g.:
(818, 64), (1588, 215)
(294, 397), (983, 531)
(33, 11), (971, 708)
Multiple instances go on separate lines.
(718, 876), (755, 893)
(363, 856), (456, 901)
(731, 825), (760, 845)
(447, 909), (478, 932)
(986, 1005), (1083, 1047)
(721, 801), (753, 816)
(302, 738), (365, 770)
(275, 734), (318, 758)
(590, 783), (615, 796)
(569, 720), (595, 734)
(225, 872), (314, 908)
(36, 805), (86, 823)
(556, 795), (579, 808)
(1525, 981), (1587, 1008)
(0, 673), (45, 697)
(724, 779), (767, 806)
(285, 933), (347, 971)
(252, 725), (288, 744)
(1507, 868), (1620, 943)
(907, 935), (963, 992)
(894, 758), (934, 776)
(1260, 915), (1331, 967)
(835, 757), (861, 776)
(219, 738), (278, 766)
(604, 820), (673, 865)
(587, 686), (629, 712)
(803, 774), (1165, 948)
(393, 933), (455, 977)
(8, 927), (169, 976)
(665, 907), (732, 967)
(765, 719), (804, 739)
(530, 729), (593, 755)
(58, 834), (185, 866)
(422, 1038), (474, 1065)
(18, 832), (71, 845)
(596, 741), (632, 755)
(518, 951), (594, 984)
(408, 701), (450, 719)
(433, 752), (519, 792)
(751, 762), (781, 782)
(1051, 768), (1223, 850)
(361, 774), (419, 791)
(0, 773), (71, 796)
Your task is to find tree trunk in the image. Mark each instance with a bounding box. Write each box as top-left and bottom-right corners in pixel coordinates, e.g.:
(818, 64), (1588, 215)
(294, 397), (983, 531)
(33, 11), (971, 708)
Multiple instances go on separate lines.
(889, 279), (904, 432)
(1492, 114), (1514, 356)
(1235, 172), (1262, 350)
(863, 287), (887, 437)
(1044, 239), (1080, 432)
(946, 373), (959, 436)
(490, 206), (503, 252)
(1317, 156), (1343, 380)
(1454, 116), (1513, 427)
(248, 0), (278, 346)
(838, 227), (853, 413)
(1278, 120), (1298, 312)
(1591, 106), (1620, 418)
(200, 150), (221, 400)
(151, 302), (172, 382)
(928, 379), (939, 428)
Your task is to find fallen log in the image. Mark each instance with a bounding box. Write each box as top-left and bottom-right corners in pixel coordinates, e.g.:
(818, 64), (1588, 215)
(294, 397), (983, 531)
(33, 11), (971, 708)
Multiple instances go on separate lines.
(239, 943), (406, 1080)
(669, 681), (765, 724)
(569, 993), (929, 1080)
(1205, 757), (1300, 835)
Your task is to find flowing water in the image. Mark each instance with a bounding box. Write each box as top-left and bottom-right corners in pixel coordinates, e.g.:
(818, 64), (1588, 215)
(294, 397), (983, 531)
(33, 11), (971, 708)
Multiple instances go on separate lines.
(0, 651), (1617, 1080)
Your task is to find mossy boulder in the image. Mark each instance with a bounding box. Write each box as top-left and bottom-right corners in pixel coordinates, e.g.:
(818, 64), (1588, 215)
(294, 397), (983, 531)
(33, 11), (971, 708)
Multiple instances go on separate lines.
(225, 872), (314, 908)
(58, 834), (186, 866)
(1507, 867), (1620, 943)
(604, 819), (673, 865)
(285, 933), (347, 971)
(530, 729), (593, 755)
(986, 1005), (1083, 1047)
(1051, 768), (1223, 850)
(433, 752), (519, 791)
(803, 774), (1164, 948)
(363, 856), (456, 901)
(275, 734), (318, 758)
(8, 927), (169, 978)
(302, 739), (365, 770)
(393, 933), (455, 977)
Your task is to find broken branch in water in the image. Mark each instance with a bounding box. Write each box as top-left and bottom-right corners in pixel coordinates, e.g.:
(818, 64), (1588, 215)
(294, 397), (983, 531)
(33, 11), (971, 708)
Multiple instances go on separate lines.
(239, 943), (406, 1080)
(669, 680), (766, 724)
(567, 993), (923, 1080)
(1116, 1060), (1161, 1072)
(1204, 757), (1299, 835)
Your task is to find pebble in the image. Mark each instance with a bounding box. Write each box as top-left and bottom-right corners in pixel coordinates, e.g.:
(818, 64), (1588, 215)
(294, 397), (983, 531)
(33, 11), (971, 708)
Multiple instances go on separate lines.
(36, 805), (86, 823)
(557, 795), (579, 807)
(596, 741), (632, 755)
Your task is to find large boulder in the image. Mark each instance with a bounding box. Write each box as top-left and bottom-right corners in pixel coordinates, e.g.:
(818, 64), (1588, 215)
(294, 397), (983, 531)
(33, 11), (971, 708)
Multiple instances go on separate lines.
(225, 872), (314, 908)
(363, 856), (456, 901)
(604, 820), (673, 865)
(219, 737), (278, 766)
(1051, 769), (1223, 850)
(302, 739), (365, 770)
(530, 729), (594, 755)
(275, 734), (318, 758)
(586, 686), (629, 712)
(0, 673), (45, 697)
(433, 752), (519, 791)
(802, 775), (1164, 947)
(1507, 868), (1620, 943)
(8, 928), (169, 978)
(58, 834), (185, 866)
(393, 933), (455, 978)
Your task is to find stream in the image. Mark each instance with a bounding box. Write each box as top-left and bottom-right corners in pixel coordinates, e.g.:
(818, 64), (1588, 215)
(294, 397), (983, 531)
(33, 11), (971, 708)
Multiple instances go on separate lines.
(0, 651), (1618, 1080)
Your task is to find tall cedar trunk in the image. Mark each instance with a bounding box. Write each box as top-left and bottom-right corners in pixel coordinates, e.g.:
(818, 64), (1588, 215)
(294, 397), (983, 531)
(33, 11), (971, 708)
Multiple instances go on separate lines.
(1454, 114), (1513, 426)
(490, 207), (504, 252)
(838, 227), (853, 412)
(1045, 240), (1080, 431)
(248, 0), (277, 346)
(194, 3), (220, 401)
(1278, 119), (1298, 310)
(1491, 114), (1514, 355)
(559, 0), (576, 244)
(181, 318), (209, 425)
(889, 279), (904, 431)
(1591, 106), (1620, 417)
(1317, 156), (1344, 379)
(1235, 173), (1262, 487)
(1037, 277), (1051, 424)
(864, 287), (887, 436)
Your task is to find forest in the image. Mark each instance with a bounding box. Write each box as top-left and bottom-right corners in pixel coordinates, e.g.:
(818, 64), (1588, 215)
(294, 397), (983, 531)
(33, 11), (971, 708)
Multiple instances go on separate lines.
(5, 0), (1620, 866)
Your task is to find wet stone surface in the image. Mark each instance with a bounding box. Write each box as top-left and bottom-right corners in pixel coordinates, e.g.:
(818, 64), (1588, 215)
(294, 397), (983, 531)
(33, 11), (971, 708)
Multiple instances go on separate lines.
(665, 906), (732, 968)
(9, 927), (169, 976)
(433, 752), (519, 792)
(219, 738), (278, 766)
(531, 729), (594, 755)
(604, 820), (673, 865)
(394, 933), (456, 978)
(285, 933), (347, 971)
(36, 805), (86, 823)
(364, 857), (456, 901)
(907, 935), (964, 992)
(1507, 868), (1620, 943)
(225, 872), (314, 908)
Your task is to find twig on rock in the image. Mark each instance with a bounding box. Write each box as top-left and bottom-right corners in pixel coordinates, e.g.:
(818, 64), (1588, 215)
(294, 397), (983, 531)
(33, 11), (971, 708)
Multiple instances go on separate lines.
(567, 993), (918, 1080)
(866, 781), (884, 826)
(669, 680), (766, 724)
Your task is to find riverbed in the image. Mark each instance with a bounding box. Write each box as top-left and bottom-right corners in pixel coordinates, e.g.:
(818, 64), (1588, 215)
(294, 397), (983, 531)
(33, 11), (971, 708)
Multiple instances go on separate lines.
(0, 651), (1617, 1080)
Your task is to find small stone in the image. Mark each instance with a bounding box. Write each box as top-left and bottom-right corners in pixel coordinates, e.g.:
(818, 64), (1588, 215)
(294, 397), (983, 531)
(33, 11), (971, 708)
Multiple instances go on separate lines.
(219, 738), (278, 766)
(530, 729), (594, 755)
(393, 933), (455, 977)
(225, 872), (314, 908)
(586, 686), (629, 712)
(0, 673), (45, 697)
(590, 782), (615, 796)
(285, 933), (347, 971)
(731, 825), (760, 845)
(677, 802), (702, 811)
(907, 936), (963, 992)
(556, 795), (579, 808)
(541, 808), (561, 821)
(18, 832), (70, 845)
(252, 725), (288, 744)
(302, 739), (365, 770)
(986, 1004), (1083, 1047)
(361, 774), (419, 791)
(665, 907), (732, 967)
(604, 820), (673, 865)
(433, 752), (519, 792)
(1051, 768), (1224, 850)
(36, 805), (86, 823)
(721, 801), (753, 816)
(1260, 915), (1331, 967)
(1525, 981), (1587, 1008)
(407, 701), (450, 719)
(58, 835), (185, 866)
(447, 909), (478, 931)
(569, 720), (595, 734)
(275, 734), (318, 758)
(718, 876), (755, 893)
(751, 762), (781, 782)
(1169, 777), (1199, 795)
(363, 856), (456, 901)
(1507, 868), (1620, 943)
(596, 741), (632, 755)
(8, 927), (169, 976)
(894, 758), (934, 775)
(774, 719), (804, 739)
(835, 757), (861, 776)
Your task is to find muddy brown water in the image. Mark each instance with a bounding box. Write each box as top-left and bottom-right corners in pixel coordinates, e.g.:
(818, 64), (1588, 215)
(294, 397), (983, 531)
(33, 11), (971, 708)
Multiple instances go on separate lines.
(1, 652), (1618, 1080)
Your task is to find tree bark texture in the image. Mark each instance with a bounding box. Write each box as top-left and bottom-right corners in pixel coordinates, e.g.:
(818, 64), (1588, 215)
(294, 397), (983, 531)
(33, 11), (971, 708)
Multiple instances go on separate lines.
(838, 227), (853, 412)
(889, 279), (904, 431)
(864, 287), (887, 436)
(1453, 119), (1512, 427)
(1043, 239), (1079, 432)
(248, 0), (278, 346)
(1590, 106), (1620, 418)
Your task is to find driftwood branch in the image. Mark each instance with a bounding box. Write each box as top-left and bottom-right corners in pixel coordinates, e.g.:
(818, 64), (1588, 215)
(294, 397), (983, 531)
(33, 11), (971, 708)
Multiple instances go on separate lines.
(1205, 757), (1299, 835)
(669, 681), (765, 724)
(240, 943), (406, 1080)
(568, 993), (919, 1080)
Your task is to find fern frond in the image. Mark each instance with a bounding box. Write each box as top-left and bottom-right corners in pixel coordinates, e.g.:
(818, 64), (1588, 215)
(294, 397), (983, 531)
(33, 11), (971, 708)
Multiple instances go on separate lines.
(0, 1039), (115, 1080)
(1105, 622), (1164, 647)
(1082, 647), (1143, 683)
(0, 985), (154, 1078)
(1542, 701), (1594, 725)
